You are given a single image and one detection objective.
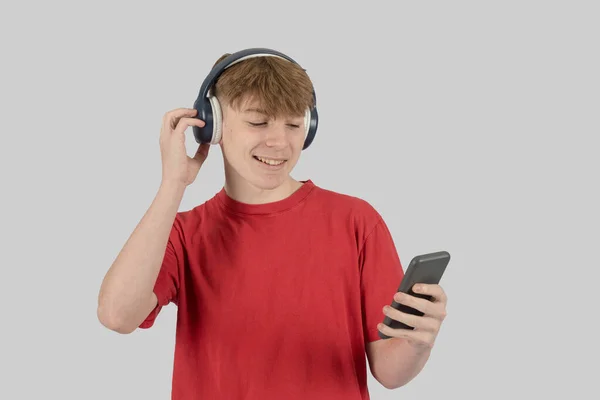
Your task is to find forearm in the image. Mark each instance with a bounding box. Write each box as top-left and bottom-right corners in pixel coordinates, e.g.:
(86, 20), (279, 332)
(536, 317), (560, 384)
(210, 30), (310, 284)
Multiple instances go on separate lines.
(97, 180), (186, 331)
(375, 338), (432, 389)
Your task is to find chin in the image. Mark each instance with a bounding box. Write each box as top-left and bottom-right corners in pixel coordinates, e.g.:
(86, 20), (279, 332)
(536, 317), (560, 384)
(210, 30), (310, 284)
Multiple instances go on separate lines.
(251, 167), (297, 192)
(225, 155), (297, 191)
(247, 171), (289, 191)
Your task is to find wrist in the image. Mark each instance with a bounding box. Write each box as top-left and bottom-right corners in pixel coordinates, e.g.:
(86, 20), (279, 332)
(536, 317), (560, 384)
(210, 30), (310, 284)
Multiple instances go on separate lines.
(159, 179), (187, 196)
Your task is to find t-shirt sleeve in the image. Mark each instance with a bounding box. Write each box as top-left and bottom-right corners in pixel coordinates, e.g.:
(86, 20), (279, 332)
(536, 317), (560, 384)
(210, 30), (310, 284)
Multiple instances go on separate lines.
(138, 215), (184, 329)
(359, 216), (405, 343)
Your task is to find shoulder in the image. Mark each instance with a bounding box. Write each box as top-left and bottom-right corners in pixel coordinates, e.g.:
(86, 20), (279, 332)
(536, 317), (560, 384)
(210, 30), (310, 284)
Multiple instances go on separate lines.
(312, 184), (379, 213)
(309, 182), (384, 231)
(169, 198), (214, 236)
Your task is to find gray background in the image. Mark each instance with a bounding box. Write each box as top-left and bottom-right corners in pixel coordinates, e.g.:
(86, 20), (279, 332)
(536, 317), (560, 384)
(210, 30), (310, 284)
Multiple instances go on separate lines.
(1, 1), (598, 399)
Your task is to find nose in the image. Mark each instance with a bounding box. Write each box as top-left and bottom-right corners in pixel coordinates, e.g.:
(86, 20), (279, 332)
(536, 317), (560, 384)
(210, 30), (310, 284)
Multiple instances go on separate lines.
(264, 124), (288, 148)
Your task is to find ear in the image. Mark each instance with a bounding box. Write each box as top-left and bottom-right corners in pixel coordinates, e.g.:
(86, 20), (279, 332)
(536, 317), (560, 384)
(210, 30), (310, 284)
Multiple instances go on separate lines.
(219, 119), (225, 145)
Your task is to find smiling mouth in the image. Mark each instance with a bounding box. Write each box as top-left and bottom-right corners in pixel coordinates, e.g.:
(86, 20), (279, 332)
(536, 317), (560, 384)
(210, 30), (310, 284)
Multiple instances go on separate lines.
(253, 155), (287, 166)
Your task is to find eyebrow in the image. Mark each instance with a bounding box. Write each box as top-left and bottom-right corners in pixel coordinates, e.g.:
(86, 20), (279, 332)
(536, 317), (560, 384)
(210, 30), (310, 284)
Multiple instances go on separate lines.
(242, 108), (303, 122)
(243, 108), (268, 114)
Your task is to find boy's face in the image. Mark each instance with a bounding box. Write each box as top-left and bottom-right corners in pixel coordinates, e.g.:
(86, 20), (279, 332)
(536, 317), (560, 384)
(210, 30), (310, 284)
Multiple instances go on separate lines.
(219, 96), (306, 191)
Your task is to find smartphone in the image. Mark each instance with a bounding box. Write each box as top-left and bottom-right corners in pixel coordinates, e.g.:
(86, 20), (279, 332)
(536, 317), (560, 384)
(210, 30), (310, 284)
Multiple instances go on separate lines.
(378, 250), (450, 340)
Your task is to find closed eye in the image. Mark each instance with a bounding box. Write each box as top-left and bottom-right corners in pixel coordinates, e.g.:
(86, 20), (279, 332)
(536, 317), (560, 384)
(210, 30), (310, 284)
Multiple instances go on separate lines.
(248, 122), (300, 128)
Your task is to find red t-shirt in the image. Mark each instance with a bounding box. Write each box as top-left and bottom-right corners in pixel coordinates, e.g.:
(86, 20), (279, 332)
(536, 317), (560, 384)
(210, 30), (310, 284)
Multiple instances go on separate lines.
(140, 179), (405, 399)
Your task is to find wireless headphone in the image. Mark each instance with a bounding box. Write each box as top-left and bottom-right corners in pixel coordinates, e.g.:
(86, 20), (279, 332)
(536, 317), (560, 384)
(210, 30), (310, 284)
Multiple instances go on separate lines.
(192, 48), (319, 150)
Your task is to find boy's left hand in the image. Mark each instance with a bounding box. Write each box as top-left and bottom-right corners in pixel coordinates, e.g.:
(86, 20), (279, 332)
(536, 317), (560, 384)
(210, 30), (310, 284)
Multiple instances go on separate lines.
(377, 284), (448, 351)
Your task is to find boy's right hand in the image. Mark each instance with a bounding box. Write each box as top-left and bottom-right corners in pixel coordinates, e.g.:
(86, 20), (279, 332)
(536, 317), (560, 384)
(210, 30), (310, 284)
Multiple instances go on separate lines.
(159, 108), (210, 187)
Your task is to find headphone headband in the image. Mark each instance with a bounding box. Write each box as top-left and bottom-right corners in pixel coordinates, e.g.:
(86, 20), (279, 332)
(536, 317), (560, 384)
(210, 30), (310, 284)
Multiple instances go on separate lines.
(194, 48), (317, 109)
(192, 47), (319, 150)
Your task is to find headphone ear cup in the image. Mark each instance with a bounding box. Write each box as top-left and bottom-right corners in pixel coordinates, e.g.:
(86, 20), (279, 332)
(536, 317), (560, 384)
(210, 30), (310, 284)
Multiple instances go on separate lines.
(209, 95), (223, 144)
(302, 107), (318, 150)
(304, 108), (310, 139)
(193, 97), (214, 144)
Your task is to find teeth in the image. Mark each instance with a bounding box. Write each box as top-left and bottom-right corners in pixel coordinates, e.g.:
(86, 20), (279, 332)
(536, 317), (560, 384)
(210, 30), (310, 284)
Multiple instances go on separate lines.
(256, 156), (285, 166)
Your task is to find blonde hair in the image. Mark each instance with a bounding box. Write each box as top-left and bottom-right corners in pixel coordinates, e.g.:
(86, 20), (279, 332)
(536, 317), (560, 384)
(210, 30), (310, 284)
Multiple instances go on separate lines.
(210, 52), (315, 119)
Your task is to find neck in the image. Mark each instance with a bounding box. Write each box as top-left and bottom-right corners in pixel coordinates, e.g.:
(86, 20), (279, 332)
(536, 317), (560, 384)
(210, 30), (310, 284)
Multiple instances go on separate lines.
(223, 169), (303, 205)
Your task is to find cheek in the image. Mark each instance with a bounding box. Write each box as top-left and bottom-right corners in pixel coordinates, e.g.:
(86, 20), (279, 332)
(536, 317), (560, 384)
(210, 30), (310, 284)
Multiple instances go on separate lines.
(220, 129), (238, 160)
(292, 135), (306, 154)
(223, 129), (253, 158)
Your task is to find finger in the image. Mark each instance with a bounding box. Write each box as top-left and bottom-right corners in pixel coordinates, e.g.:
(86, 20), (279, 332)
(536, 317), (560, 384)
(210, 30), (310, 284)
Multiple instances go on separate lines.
(162, 108), (198, 131)
(383, 305), (439, 331)
(160, 109), (197, 142)
(377, 323), (434, 347)
(173, 117), (206, 139)
(190, 143), (210, 166)
(394, 292), (433, 315)
(413, 284), (447, 304)
(395, 291), (447, 320)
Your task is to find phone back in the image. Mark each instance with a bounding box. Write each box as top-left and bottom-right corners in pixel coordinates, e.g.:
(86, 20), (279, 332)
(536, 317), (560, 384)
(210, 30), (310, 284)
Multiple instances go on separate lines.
(378, 250), (450, 339)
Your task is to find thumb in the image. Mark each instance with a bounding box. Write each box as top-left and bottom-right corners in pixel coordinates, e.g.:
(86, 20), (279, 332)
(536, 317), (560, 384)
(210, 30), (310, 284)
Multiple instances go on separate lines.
(191, 143), (210, 166)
